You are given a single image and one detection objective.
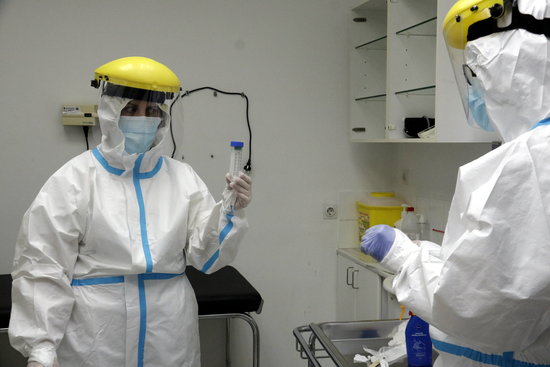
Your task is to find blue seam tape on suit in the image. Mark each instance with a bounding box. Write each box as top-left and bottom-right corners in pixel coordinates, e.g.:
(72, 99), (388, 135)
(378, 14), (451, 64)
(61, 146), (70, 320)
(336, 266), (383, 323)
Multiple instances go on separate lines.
(432, 339), (550, 366)
(532, 117), (550, 129)
(140, 272), (184, 280)
(71, 273), (184, 286)
(92, 148), (163, 178)
(71, 276), (125, 286)
(133, 154), (154, 273)
(137, 275), (147, 367)
(131, 154), (164, 367)
(136, 157), (163, 179)
(92, 148), (124, 176)
(201, 212), (234, 273)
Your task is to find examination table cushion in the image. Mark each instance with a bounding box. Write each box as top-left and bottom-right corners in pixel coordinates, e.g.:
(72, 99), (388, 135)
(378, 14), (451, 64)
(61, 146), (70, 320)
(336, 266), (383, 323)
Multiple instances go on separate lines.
(186, 266), (263, 315)
(0, 266), (263, 329)
(0, 274), (11, 328)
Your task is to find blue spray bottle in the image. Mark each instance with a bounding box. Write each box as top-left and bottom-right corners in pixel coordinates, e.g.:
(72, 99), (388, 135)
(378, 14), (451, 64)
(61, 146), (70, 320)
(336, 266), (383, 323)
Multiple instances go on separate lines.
(405, 311), (432, 367)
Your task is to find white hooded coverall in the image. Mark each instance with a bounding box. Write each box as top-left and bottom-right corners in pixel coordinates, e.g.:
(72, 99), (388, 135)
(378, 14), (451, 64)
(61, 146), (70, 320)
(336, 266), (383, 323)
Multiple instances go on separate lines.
(381, 24), (550, 367)
(9, 95), (248, 367)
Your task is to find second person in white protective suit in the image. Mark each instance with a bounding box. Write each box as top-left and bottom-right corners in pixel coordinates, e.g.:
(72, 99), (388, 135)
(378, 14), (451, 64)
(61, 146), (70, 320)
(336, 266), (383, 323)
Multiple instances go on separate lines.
(8, 56), (252, 367)
(362, 1), (550, 366)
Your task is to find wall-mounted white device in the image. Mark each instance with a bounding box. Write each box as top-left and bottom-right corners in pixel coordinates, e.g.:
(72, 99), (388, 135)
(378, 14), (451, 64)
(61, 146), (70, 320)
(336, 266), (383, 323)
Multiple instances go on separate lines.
(62, 105), (98, 126)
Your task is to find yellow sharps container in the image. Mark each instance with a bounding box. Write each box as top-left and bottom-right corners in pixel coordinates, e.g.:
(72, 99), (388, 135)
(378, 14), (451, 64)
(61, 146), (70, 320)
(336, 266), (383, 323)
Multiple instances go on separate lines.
(356, 192), (405, 244)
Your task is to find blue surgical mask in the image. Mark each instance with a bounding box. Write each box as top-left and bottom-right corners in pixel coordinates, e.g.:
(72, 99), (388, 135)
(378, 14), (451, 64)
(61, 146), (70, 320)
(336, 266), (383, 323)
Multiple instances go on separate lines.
(118, 116), (162, 154)
(467, 78), (494, 132)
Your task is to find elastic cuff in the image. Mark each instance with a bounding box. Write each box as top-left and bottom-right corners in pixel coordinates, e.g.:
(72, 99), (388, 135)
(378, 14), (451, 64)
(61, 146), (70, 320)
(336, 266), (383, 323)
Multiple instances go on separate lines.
(380, 229), (419, 273)
(28, 345), (57, 367)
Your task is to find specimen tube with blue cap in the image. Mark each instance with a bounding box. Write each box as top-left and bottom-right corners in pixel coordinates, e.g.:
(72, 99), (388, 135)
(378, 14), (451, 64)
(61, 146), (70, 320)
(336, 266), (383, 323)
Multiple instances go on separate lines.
(229, 141), (244, 178)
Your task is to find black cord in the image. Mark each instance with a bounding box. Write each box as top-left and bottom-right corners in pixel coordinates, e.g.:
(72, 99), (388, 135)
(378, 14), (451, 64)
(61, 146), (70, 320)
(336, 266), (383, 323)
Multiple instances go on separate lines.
(83, 126), (90, 150)
(171, 86), (253, 173)
(169, 96), (179, 158)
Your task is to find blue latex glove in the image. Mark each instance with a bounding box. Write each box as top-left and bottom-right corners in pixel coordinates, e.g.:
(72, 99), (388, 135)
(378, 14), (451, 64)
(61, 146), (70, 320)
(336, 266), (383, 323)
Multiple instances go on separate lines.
(360, 224), (396, 262)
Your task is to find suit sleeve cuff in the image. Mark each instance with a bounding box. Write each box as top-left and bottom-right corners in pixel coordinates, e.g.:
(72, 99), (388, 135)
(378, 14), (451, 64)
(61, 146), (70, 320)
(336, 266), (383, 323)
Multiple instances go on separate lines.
(28, 344), (57, 367)
(380, 229), (419, 273)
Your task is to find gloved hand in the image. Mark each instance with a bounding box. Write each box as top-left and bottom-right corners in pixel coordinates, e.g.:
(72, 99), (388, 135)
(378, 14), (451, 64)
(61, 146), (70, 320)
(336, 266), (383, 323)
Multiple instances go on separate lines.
(360, 224), (396, 262)
(225, 173), (252, 210)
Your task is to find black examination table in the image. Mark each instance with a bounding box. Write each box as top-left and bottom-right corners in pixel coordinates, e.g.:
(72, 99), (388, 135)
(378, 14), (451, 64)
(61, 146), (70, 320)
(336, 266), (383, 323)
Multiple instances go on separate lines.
(0, 266), (263, 367)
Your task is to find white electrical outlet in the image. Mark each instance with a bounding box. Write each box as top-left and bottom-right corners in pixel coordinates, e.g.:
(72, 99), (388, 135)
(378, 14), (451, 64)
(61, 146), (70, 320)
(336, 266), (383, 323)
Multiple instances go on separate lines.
(323, 204), (338, 219)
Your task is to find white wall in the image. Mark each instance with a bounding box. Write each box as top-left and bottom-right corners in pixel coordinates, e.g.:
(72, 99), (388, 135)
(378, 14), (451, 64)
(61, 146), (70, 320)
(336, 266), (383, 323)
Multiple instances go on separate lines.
(391, 143), (492, 243)
(0, 1), (395, 367)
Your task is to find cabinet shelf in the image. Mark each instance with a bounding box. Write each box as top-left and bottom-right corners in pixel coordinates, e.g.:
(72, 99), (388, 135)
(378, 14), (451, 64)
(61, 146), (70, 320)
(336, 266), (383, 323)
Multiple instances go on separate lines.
(355, 93), (386, 102)
(396, 17), (437, 37)
(355, 35), (387, 51)
(395, 85), (435, 96)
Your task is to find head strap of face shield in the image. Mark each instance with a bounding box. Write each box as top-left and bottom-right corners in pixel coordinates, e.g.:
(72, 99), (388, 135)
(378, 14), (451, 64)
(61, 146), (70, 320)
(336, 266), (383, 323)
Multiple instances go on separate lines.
(99, 82), (172, 104)
(468, 5), (550, 43)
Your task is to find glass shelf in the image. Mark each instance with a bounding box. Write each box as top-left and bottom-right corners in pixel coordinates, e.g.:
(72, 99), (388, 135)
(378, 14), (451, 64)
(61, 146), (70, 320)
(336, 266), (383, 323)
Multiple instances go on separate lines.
(395, 85), (435, 96)
(355, 93), (386, 102)
(396, 17), (437, 37)
(355, 35), (387, 51)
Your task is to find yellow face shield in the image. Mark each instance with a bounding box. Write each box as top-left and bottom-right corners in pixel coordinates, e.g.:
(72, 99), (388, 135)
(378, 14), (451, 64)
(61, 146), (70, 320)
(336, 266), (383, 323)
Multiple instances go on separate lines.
(443, 0), (505, 50)
(91, 57), (181, 104)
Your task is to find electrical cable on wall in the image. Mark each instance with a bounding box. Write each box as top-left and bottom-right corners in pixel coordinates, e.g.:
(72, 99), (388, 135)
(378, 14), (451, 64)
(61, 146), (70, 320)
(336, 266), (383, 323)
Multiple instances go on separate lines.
(83, 126), (90, 150)
(170, 86), (253, 173)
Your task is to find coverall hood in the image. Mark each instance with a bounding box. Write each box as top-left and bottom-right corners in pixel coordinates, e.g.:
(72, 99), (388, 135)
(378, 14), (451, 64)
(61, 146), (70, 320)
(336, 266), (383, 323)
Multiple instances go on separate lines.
(92, 95), (172, 171)
(466, 28), (550, 142)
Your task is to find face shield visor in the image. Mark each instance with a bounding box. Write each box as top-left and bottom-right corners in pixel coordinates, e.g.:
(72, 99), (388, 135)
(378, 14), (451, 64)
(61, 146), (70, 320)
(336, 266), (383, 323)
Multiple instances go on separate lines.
(97, 81), (178, 120)
(91, 56), (182, 119)
(443, 0), (511, 131)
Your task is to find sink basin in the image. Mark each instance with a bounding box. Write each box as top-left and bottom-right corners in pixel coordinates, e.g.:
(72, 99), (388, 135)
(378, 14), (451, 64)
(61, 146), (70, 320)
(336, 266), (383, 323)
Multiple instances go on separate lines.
(308, 319), (437, 367)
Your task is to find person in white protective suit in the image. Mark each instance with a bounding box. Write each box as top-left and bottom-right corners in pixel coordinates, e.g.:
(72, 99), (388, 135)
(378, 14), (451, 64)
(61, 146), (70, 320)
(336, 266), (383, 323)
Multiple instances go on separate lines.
(361, 0), (550, 366)
(8, 56), (253, 367)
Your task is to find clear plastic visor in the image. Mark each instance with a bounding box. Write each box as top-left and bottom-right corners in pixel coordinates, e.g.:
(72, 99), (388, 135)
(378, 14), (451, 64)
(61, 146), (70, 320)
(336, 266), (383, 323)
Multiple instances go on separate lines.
(446, 43), (492, 130)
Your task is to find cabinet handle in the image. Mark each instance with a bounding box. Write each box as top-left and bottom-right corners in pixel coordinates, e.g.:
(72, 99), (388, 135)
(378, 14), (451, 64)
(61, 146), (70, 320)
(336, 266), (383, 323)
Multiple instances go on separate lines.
(351, 269), (359, 290)
(346, 267), (354, 286)
(352, 127), (366, 132)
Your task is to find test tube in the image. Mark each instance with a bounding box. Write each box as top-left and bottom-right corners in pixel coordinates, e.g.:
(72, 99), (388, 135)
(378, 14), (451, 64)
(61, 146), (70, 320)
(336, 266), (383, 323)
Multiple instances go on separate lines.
(229, 141), (244, 177)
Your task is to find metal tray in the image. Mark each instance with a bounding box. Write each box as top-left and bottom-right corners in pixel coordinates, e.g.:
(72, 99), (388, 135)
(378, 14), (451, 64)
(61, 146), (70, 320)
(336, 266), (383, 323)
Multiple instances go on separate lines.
(294, 319), (435, 367)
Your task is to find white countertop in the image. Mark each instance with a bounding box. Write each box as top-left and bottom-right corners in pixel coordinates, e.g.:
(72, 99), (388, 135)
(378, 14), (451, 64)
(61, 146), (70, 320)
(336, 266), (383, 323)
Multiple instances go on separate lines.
(337, 248), (394, 278)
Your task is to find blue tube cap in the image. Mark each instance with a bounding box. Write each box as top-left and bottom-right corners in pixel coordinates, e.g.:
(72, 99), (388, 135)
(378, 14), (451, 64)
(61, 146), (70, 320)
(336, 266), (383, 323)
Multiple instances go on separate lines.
(230, 141), (244, 148)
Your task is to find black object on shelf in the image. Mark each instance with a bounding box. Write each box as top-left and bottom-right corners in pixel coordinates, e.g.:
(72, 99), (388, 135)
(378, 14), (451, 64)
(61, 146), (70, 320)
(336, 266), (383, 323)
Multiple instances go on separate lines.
(404, 116), (435, 138)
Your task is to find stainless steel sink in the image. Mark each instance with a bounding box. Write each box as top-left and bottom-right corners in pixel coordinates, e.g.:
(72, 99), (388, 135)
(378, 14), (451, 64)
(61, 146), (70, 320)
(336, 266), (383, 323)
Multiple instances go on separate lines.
(294, 319), (436, 367)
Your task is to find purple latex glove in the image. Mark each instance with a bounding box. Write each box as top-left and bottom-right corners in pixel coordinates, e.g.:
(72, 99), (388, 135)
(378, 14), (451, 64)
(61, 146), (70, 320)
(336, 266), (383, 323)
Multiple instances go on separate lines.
(360, 224), (396, 262)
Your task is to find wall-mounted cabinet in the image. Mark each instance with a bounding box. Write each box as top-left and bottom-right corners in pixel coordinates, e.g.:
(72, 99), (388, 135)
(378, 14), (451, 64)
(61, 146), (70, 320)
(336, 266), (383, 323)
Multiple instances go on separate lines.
(349, 0), (498, 143)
